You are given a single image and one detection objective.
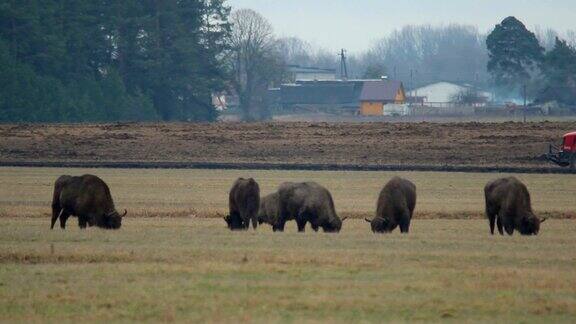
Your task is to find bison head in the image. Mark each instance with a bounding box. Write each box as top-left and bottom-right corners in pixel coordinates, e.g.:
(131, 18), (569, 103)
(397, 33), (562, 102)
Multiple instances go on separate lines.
(518, 213), (546, 235)
(97, 210), (126, 229)
(321, 216), (346, 233)
(224, 214), (248, 231)
(365, 217), (394, 233)
(257, 209), (267, 225)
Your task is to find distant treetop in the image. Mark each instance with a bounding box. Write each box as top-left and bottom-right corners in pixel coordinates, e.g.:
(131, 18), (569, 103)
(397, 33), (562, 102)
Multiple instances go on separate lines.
(486, 16), (544, 97)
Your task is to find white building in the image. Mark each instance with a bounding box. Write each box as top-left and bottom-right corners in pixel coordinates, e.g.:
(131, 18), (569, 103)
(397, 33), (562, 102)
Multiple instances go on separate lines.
(286, 65), (337, 81)
(409, 81), (492, 106)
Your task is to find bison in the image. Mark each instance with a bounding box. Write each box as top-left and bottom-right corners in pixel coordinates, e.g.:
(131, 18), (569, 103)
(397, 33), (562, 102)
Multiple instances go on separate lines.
(484, 177), (546, 236)
(225, 178), (260, 230)
(257, 192), (280, 229)
(51, 174), (126, 230)
(275, 182), (346, 233)
(365, 177), (416, 233)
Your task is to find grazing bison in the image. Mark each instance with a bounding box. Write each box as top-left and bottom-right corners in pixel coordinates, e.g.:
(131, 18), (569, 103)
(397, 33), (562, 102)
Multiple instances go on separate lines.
(257, 192), (280, 229)
(225, 178), (260, 230)
(365, 177), (416, 233)
(484, 177), (546, 236)
(51, 174), (126, 230)
(276, 182), (346, 233)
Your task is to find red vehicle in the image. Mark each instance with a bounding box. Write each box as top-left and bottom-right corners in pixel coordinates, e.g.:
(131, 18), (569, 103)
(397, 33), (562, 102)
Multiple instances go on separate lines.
(546, 132), (576, 169)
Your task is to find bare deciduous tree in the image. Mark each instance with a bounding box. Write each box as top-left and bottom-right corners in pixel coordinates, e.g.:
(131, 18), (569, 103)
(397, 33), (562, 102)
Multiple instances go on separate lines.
(276, 37), (341, 72)
(567, 30), (576, 47)
(228, 9), (283, 121)
(276, 37), (313, 66)
(534, 26), (560, 50)
(274, 24), (490, 85)
(367, 24), (488, 87)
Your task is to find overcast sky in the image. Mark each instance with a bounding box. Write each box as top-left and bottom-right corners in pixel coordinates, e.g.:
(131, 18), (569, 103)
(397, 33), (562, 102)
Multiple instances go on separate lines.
(226, 0), (576, 53)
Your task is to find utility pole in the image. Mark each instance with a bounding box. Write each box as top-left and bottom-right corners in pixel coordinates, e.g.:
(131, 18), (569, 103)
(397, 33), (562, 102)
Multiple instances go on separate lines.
(410, 69), (413, 98)
(339, 49), (348, 80)
(414, 70), (418, 102)
(523, 83), (527, 123)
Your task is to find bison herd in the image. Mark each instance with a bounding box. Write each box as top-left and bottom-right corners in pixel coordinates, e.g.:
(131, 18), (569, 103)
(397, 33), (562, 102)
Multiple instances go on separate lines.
(50, 174), (547, 236)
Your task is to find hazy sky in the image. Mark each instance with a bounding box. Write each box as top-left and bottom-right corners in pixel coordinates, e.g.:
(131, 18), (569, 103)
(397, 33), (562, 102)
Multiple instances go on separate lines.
(226, 0), (576, 53)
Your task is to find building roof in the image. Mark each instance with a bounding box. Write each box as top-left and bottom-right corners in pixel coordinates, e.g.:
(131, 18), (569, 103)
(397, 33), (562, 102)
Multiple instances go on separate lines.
(360, 80), (403, 101)
(286, 65), (336, 74)
(277, 79), (404, 106)
(281, 81), (363, 105)
(410, 81), (475, 91)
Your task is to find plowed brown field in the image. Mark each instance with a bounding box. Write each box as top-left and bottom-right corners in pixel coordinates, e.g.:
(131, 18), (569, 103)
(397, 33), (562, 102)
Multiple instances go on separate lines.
(0, 122), (574, 168)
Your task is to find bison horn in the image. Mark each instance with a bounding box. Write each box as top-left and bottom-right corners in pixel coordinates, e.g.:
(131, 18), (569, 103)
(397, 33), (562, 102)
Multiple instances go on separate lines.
(341, 216), (348, 222)
(364, 218), (372, 223)
(121, 209), (127, 217)
(540, 217), (547, 224)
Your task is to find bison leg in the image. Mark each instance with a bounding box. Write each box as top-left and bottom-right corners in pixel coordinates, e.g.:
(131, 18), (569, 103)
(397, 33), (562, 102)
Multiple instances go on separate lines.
(501, 216), (514, 236)
(399, 217), (411, 234)
(311, 224), (319, 232)
(496, 216), (504, 235)
(59, 212), (71, 229)
(78, 216), (88, 229)
(274, 219), (286, 232)
(296, 219), (307, 232)
(250, 215), (258, 230)
(488, 213), (496, 235)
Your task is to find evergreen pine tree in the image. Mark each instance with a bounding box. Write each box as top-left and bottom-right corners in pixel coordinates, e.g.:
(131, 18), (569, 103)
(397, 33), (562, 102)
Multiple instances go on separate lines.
(486, 16), (544, 98)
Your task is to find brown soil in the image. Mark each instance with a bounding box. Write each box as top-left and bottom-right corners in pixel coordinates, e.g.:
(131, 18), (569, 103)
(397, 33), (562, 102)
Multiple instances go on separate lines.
(0, 121), (573, 168)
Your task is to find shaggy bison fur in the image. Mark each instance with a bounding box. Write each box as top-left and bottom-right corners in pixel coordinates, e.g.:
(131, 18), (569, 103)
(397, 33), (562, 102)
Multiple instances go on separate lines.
(225, 178), (260, 230)
(275, 182), (346, 233)
(365, 177), (416, 233)
(484, 177), (546, 236)
(257, 192), (280, 229)
(51, 174), (126, 230)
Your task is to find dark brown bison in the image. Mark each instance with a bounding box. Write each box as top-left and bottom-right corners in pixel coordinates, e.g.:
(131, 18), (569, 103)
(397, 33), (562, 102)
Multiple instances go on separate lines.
(365, 177), (416, 233)
(51, 174), (126, 230)
(225, 178), (260, 230)
(484, 177), (546, 236)
(276, 182), (346, 233)
(257, 192), (280, 228)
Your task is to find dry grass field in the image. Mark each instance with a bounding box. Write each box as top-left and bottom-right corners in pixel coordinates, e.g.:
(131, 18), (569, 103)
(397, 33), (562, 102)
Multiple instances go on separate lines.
(1, 218), (576, 322)
(1, 167), (576, 322)
(0, 167), (575, 219)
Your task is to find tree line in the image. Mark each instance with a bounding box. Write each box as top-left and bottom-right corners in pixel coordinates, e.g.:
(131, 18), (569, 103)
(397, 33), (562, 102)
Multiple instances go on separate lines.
(0, 0), (230, 122)
(0, 2), (575, 123)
